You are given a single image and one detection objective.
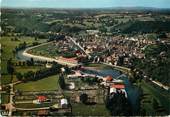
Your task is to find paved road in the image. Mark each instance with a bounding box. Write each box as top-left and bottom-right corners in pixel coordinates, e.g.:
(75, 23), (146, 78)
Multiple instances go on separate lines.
(150, 79), (169, 90)
(66, 36), (91, 58)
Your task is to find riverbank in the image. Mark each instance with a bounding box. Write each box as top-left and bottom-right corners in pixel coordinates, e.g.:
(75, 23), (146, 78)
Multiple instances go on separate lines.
(17, 41), (79, 67)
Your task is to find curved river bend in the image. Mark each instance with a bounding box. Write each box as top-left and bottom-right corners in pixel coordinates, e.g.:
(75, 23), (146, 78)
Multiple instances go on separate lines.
(16, 49), (140, 113)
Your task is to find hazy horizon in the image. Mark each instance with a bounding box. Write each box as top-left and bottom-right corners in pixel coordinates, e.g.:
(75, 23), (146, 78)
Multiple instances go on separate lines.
(1, 0), (170, 9)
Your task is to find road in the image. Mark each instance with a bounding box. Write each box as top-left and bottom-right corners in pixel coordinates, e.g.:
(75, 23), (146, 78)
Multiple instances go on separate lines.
(66, 36), (91, 58)
(8, 84), (14, 116)
(4, 81), (22, 116)
(150, 79), (169, 90)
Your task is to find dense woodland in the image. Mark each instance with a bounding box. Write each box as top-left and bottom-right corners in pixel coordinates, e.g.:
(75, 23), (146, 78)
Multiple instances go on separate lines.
(132, 43), (170, 85)
(2, 9), (170, 36)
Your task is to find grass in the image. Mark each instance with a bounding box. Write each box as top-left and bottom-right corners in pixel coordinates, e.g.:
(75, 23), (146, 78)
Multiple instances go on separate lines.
(140, 80), (170, 115)
(0, 36), (47, 74)
(1, 75), (12, 85)
(15, 75), (59, 91)
(29, 42), (76, 58)
(15, 103), (53, 108)
(15, 66), (44, 73)
(29, 43), (57, 57)
(1, 66), (44, 84)
(72, 103), (110, 116)
(1, 93), (10, 104)
(45, 19), (64, 24)
(0, 36), (47, 88)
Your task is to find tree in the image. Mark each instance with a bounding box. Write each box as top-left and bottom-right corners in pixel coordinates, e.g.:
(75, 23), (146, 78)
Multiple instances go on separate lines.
(99, 25), (107, 34)
(106, 93), (132, 116)
(23, 71), (35, 81)
(30, 58), (34, 65)
(58, 74), (65, 89)
(80, 93), (88, 104)
(16, 72), (23, 81)
(7, 59), (14, 77)
(18, 61), (22, 66)
(64, 65), (71, 74)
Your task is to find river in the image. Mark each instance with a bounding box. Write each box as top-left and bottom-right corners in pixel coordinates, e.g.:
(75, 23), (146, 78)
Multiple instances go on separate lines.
(16, 49), (140, 113)
(82, 66), (140, 113)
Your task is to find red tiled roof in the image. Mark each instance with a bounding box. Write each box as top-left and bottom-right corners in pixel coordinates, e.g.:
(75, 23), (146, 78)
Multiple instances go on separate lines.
(111, 84), (125, 89)
(37, 96), (47, 102)
(105, 76), (113, 81)
(60, 57), (78, 63)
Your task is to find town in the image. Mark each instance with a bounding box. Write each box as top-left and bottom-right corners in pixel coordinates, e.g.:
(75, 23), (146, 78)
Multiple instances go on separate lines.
(0, 6), (170, 116)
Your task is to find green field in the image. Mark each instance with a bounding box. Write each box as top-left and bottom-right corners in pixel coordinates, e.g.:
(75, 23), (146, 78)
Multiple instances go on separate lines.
(15, 103), (53, 108)
(15, 66), (44, 73)
(72, 103), (110, 116)
(1, 93), (10, 104)
(29, 43), (57, 57)
(29, 42), (76, 58)
(0, 36), (47, 74)
(0, 36), (47, 87)
(15, 75), (59, 91)
(140, 80), (170, 115)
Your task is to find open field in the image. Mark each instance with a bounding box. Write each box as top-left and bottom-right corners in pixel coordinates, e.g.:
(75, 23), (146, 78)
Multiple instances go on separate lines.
(72, 103), (110, 116)
(0, 36), (47, 89)
(29, 43), (58, 58)
(0, 36), (47, 74)
(1, 93), (10, 104)
(140, 80), (170, 115)
(1, 66), (45, 85)
(1, 75), (12, 84)
(29, 41), (77, 58)
(15, 103), (53, 108)
(15, 66), (45, 73)
(15, 75), (59, 91)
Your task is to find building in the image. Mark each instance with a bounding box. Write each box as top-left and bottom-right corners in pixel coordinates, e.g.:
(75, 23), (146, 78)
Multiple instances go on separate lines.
(60, 98), (68, 108)
(102, 75), (113, 82)
(110, 84), (127, 98)
(37, 96), (47, 102)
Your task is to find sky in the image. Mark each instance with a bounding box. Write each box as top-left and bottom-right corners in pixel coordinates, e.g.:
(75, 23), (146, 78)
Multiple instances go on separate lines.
(1, 0), (170, 9)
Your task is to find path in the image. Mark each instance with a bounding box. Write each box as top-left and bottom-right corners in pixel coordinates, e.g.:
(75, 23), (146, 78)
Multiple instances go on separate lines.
(15, 107), (50, 111)
(4, 81), (22, 116)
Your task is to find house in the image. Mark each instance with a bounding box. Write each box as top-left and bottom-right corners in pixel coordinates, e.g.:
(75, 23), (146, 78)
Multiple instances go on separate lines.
(102, 75), (113, 82)
(60, 98), (68, 108)
(37, 96), (47, 102)
(67, 70), (82, 78)
(111, 84), (125, 89)
(110, 84), (127, 98)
